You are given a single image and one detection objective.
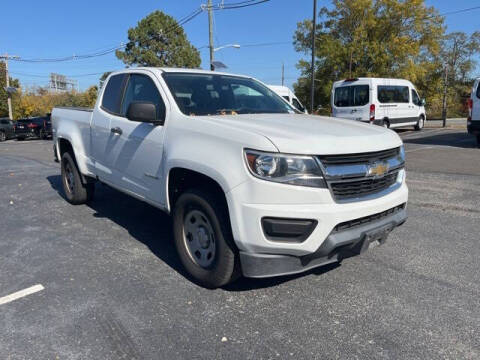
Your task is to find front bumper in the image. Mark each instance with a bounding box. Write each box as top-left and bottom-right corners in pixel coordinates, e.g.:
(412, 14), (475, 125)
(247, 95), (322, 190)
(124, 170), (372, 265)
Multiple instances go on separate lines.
(467, 120), (480, 135)
(240, 206), (406, 278)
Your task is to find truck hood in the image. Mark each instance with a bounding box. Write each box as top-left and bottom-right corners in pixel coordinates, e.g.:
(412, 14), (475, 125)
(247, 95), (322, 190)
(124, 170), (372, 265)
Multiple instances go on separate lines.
(199, 114), (403, 154)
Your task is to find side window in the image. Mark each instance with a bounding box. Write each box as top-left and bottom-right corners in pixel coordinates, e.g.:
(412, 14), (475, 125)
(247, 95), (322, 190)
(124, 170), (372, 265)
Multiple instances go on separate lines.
(411, 89), (420, 106)
(378, 86), (409, 103)
(476, 83), (480, 99)
(121, 74), (166, 121)
(101, 74), (127, 115)
(292, 98), (305, 112)
(1, 119), (8, 124)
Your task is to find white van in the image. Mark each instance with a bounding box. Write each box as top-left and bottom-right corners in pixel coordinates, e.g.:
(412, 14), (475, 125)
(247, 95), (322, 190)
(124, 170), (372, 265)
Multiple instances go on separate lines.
(332, 78), (426, 130)
(467, 78), (480, 147)
(268, 85), (308, 113)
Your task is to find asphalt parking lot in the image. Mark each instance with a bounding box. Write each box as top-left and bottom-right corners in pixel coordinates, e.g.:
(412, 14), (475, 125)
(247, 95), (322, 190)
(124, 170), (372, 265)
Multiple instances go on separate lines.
(1, 126), (479, 359)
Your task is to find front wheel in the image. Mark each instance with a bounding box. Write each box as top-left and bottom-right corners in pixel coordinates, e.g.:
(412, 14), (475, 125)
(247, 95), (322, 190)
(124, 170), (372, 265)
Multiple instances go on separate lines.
(415, 116), (424, 131)
(61, 152), (94, 205)
(0, 131), (6, 142)
(172, 189), (239, 288)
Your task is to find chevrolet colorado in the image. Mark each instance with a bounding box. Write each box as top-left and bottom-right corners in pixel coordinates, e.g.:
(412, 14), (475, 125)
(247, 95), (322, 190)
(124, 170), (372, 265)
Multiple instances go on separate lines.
(52, 68), (408, 288)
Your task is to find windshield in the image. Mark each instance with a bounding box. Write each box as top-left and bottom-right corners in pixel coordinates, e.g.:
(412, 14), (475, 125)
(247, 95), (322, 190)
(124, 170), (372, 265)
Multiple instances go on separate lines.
(162, 72), (296, 116)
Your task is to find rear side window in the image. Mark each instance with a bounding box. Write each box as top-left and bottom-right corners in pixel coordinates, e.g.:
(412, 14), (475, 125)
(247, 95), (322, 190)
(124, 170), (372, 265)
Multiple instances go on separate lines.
(1, 119), (9, 124)
(378, 86), (409, 103)
(102, 74), (127, 114)
(334, 85), (369, 107)
(121, 74), (166, 121)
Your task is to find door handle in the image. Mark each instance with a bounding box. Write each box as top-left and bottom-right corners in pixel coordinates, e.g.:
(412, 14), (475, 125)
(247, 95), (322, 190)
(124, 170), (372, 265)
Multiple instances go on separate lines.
(351, 109), (357, 113)
(111, 127), (122, 135)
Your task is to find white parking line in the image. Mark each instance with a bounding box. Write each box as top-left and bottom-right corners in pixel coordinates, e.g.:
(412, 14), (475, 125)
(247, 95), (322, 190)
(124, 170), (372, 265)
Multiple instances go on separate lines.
(0, 284), (45, 306)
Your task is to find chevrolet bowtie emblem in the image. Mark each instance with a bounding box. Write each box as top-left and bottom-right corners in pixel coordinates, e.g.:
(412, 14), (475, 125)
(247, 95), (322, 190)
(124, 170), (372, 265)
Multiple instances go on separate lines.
(367, 161), (389, 177)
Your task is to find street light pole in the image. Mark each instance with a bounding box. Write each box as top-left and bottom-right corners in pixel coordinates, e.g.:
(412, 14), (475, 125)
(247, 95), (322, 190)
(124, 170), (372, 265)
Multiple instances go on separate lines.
(310, 0), (317, 114)
(208, 0), (215, 71)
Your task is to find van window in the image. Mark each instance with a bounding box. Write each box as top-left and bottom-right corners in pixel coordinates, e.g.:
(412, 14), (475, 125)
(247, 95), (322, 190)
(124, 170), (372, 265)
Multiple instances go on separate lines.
(292, 98), (305, 112)
(334, 85), (369, 107)
(101, 74), (127, 114)
(378, 86), (409, 103)
(411, 89), (421, 106)
(121, 74), (166, 121)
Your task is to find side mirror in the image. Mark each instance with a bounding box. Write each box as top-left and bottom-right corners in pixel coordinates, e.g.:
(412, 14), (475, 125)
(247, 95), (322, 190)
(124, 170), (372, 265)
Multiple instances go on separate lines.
(420, 98), (426, 106)
(126, 101), (162, 125)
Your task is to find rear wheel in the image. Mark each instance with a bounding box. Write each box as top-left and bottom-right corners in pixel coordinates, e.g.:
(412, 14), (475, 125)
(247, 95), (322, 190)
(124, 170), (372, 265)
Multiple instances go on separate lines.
(415, 116), (424, 131)
(172, 188), (239, 288)
(476, 135), (480, 148)
(382, 119), (390, 128)
(17, 137), (25, 141)
(0, 131), (6, 142)
(61, 152), (94, 204)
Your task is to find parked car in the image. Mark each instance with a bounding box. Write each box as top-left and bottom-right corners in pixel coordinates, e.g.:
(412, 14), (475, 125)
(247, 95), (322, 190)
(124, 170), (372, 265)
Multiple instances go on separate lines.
(332, 78), (426, 130)
(467, 78), (480, 147)
(0, 117), (16, 142)
(15, 115), (52, 140)
(52, 68), (408, 288)
(267, 85), (308, 113)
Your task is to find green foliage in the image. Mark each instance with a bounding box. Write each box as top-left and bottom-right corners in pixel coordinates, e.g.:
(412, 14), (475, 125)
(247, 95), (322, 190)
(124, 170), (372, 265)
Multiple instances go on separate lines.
(12, 86), (98, 119)
(116, 11), (201, 68)
(293, 0), (447, 114)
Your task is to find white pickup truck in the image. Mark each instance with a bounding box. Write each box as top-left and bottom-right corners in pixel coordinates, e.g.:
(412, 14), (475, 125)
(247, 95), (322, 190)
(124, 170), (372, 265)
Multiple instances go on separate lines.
(52, 68), (408, 288)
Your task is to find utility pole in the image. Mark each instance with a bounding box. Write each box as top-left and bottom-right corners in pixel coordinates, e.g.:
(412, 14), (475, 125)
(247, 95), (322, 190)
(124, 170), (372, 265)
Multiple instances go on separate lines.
(208, 0), (215, 71)
(0, 54), (20, 120)
(281, 62), (284, 86)
(310, 0), (317, 114)
(441, 64), (448, 128)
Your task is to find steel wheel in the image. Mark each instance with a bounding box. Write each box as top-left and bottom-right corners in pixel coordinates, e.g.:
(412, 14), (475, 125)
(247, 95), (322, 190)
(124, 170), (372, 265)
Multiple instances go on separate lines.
(183, 209), (216, 269)
(64, 161), (75, 195)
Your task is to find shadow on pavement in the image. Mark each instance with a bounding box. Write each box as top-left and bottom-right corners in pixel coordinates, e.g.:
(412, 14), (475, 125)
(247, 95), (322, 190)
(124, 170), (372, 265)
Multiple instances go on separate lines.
(46, 174), (340, 291)
(403, 131), (477, 149)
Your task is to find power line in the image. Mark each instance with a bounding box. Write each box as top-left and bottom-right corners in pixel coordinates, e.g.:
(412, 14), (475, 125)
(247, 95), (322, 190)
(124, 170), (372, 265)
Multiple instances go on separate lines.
(10, 6), (205, 64)
(439, 5), (480, 17)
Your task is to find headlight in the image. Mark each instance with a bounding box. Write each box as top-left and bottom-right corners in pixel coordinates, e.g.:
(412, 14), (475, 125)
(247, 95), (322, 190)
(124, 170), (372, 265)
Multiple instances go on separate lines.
(244, 150), (326, 188)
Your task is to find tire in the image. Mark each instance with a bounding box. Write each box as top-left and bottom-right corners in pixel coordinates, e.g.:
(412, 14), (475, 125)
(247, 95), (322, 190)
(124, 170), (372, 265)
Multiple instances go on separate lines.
(382, 119), (390, 128)
(39, 129), (45, 140)
(172, 188), (239, 288)
(61, 152), (95, 205)
(476, 135), (480, 149)
(0, 131), (6, 142)
(17, 137), (25, 141)
(415, 116), (424, 131)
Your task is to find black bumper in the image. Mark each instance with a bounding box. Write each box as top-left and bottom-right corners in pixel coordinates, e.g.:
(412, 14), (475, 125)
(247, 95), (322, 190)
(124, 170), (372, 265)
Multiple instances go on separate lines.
(15, 129), (37, 138)
(467, 120), (480, 135)
(240, 207), (407, 278)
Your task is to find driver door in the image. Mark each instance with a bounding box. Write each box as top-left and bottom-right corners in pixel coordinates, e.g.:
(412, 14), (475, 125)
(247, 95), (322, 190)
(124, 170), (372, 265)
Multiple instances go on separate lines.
(103, 72), (168, 205)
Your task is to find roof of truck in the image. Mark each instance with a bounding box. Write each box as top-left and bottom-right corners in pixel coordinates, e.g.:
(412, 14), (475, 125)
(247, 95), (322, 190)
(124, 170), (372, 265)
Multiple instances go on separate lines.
(113, 67), (250, 78)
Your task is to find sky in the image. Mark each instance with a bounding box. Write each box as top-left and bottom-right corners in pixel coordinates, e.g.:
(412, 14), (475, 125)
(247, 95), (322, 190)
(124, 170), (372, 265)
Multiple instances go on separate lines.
(2, 0), (480, 91)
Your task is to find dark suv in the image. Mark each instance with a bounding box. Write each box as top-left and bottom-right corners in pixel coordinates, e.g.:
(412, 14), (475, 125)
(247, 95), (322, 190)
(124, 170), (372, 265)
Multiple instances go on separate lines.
(0, 117), (16, 142)
(16, 114), (52, 140)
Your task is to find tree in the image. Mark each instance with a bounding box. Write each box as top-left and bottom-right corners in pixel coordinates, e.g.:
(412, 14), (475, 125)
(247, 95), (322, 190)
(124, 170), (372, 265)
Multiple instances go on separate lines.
(439, 31), (480, 120)
(293, 0), (445, 113)
(116, 11), (201, 68)
(0, 62), (20, 117)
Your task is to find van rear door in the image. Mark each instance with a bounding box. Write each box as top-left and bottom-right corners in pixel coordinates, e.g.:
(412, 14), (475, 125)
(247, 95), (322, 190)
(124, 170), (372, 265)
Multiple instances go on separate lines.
(332, 80), (371, 121)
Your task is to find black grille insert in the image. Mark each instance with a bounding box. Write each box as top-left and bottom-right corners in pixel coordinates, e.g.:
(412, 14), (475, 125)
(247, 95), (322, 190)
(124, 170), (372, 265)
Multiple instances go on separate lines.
(330, 172), (398, 200)
(334, 203), (406, 232)
(318, 147), (400, 165)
